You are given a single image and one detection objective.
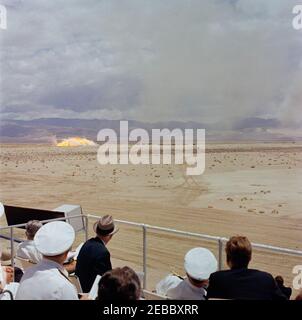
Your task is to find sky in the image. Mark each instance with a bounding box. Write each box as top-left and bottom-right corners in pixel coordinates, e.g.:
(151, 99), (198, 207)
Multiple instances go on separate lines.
(0, 0), (301, 131)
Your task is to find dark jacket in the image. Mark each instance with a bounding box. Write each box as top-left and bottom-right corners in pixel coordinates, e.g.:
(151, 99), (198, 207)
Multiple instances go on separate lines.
(75, 237), (112, 293)
(277, 284), (292, 300)
(207, 268), (287, 300)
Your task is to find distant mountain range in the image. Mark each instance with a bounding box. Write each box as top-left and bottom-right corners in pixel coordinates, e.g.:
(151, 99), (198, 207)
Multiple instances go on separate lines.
(0, 117), (300, 143)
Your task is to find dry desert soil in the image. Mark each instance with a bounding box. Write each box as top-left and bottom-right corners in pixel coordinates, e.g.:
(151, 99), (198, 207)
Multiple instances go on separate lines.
(0, 142), (301, 295)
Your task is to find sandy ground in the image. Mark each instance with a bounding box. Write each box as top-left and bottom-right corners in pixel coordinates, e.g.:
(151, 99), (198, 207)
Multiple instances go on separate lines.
(0, 142), (302, 296)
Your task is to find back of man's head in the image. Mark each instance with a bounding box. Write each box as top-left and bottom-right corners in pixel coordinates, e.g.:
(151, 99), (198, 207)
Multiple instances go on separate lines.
(25, 220), (43, 240)
(97, 266), (141, 301)
(226, 236), (252, 269)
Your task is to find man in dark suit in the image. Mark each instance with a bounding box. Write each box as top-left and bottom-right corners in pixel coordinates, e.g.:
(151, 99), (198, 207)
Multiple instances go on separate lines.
(75, 215), (119, 293)
(207, 235), (287, 300)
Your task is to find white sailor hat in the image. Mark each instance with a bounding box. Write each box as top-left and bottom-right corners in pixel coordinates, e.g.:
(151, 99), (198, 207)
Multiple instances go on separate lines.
(34, 221), (75, 256)
(184, 247), (218, 281)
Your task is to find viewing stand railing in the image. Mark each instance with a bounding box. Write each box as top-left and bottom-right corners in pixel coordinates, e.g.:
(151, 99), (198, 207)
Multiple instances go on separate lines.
(1, 213), (302, 290)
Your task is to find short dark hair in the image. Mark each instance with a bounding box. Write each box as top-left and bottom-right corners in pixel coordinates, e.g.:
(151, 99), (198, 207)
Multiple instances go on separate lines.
(25, 220), (43, 240)
(97, 267), (141, 301)
(275, 275), (284, 286)
(225, 236), (252, 269)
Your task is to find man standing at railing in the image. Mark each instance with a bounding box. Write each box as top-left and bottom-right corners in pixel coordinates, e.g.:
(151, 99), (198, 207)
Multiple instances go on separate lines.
(75, 215), (119, 293)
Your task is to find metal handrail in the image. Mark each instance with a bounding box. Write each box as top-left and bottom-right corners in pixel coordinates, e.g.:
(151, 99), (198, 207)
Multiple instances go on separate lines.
(87, 213), (302, 289)
(1, 212), (302, 290)
(87, 214), (302, 256)
(0, 214), (87, 268)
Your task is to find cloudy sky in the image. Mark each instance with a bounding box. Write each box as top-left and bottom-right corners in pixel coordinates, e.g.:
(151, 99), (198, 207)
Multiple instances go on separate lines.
(0, 0), (301, 130)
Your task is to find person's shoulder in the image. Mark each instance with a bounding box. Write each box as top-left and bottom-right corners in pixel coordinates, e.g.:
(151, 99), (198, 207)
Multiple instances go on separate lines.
(80, 238), (107, 256)
(156, 274), (182, 296)
(248, 269), (275, 281)
(54, 270), (73, 287)
(87, 237), (104, 245)
(210, 269), (232, 279)
(284, 286), (292, 292)
(59, 277), (78, 299)
(85, 237), (95, 243)
(284, 286), (292, 298)
(17, 240), (29, 249)
(46, 272), (78, 300)
(81, 237), (97, 249)
(16, 242), (24, 253)
(20, 263), (40, 280)
(249, 269), (272, 277)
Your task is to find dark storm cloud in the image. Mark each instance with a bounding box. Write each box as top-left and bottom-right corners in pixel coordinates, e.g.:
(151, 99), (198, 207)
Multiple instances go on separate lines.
(39, 76), (142, 112)
(0, 0), (301, 132)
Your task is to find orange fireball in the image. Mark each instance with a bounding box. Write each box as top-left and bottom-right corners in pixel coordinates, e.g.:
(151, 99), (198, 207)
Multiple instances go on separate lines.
(56, 137), (96, 147)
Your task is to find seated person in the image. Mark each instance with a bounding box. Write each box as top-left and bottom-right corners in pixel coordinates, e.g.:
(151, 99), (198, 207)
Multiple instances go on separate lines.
(275, 275), (292, 300)
(1, 243), (15, 270)
(97, 266), (141, 301)
(0, 264), (14, 290)
(1, 250), (12, 265)
(1, 247), (22, 283)
(0, 209), (18, 286)
(16, 221), (79, 300)
(16, 219), (81, 274)
(156, 247), (218, 300)
(207, 235), (287, 300)
(16, 220), (43, 263)
(295, 289), (302, 300)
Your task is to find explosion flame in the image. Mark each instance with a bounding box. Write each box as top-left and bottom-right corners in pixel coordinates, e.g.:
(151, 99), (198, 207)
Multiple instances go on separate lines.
(56, 137), (96, 147)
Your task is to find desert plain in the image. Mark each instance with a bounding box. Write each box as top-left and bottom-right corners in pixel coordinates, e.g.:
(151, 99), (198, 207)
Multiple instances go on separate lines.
(0, 142), (302, 295)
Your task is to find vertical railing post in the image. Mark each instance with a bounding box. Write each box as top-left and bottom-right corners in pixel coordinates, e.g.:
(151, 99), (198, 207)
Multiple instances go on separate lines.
(142, 225), (147, 290)
(10, 227), (15, 281)
(85, 215), (89, 241)
(218, 238), (223, 270)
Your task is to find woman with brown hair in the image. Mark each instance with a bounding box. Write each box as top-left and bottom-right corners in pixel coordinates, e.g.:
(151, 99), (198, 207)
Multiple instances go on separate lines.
(97, 266), (141, 301)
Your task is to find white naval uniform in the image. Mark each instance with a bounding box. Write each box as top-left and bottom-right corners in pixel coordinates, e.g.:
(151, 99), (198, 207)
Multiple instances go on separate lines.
(156, 274), (207, 300)
(16, 240), (43, 263)
(15, 258), (78, 300)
